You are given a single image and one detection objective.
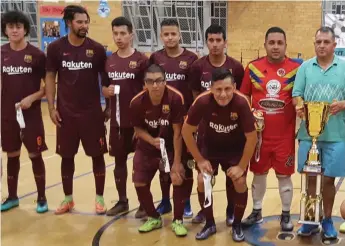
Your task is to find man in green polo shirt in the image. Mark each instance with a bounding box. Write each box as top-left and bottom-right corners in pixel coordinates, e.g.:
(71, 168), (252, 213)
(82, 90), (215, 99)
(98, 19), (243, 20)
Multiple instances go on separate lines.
(292, 26), (345, 239)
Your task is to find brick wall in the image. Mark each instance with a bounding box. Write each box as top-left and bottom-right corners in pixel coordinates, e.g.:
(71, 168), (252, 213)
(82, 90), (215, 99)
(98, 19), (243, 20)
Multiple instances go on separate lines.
(227, 1), (322, 66)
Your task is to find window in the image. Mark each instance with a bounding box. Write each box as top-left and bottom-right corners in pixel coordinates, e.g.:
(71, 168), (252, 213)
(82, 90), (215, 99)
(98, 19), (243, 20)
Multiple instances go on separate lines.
(332, 1), (345, 14)
(1, 1), (38, 45)
(122, 0), (228, 53)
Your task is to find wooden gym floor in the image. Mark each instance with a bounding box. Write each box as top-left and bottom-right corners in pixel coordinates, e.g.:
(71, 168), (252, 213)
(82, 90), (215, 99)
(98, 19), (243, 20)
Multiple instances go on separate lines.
(1, 102), (345, 246)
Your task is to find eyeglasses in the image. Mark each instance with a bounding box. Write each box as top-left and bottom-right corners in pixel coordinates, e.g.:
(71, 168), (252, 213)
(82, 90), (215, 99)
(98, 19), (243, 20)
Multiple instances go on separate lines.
(145, 78), (166, 85)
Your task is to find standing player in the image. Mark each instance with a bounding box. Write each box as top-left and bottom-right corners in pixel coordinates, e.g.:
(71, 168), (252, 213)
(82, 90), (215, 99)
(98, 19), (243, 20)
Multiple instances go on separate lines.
(1, 11), (48, 213)
(240, 27), (301, 231)
(182, 68), (257, 241)
(149, 19), (198, 218)
(102, 17), (148, 217)
(45, 5), (108, 215)
(188, 23), (245, 226)
(130, 64), (192, 236)
(189, 24), (244, 96)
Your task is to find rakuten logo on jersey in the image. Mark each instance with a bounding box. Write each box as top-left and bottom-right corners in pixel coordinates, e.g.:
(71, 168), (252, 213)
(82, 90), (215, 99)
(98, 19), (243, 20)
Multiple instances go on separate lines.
(166, 73), (185, 82)
(209, 122), (238, 133)
(145, 118), (169, 128)
(108, 71), (135, 80)
(201, 80), (211, 90)
(2, 66), (32, 75)
(62, 61), (92, 70)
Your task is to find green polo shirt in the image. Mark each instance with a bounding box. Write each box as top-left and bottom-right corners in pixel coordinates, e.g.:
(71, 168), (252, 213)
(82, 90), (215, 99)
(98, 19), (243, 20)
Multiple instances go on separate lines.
(292, 55), (345, 142)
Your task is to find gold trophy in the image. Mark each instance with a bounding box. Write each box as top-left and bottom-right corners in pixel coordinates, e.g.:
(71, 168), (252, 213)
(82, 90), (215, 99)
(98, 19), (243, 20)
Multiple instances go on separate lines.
(298, 100), (330, 225)
(253, 109), (264, 162)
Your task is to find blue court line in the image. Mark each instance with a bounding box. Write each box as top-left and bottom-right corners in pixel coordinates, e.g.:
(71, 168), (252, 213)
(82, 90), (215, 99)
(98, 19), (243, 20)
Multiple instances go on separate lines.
(18, 156), (133, 200)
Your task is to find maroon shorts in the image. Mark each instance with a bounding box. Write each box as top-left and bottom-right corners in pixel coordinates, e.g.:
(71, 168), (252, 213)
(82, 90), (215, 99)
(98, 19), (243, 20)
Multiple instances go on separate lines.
(197, 147), (244, 176)
(109, 127), (135, 157)
(1, 117), (47, 154)
(132, 149), (193, 184)
(56, 112), (107, 158)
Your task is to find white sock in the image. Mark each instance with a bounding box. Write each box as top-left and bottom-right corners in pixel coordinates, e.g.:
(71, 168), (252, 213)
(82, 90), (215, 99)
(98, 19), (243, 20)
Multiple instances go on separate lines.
(277, 175), (293, 212)
(251, 174), (267, 210)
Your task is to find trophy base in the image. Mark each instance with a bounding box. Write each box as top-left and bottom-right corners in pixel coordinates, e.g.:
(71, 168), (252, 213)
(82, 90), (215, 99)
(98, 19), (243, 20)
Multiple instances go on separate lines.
(298, 220), (321, 226)
(303, 165), (322, 173)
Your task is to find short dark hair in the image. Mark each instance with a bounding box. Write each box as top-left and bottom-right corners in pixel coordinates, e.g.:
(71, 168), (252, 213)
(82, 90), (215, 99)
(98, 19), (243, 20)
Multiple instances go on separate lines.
(111, 16), (133, 33)
(315, 26), (335, 39)
(144, 64), (166, 79)
(265, 26), (286, 40)
(62, 5), (90, 31)
(205, 24), (226, 41)
(1, 10), (30, 38)
(211, 68), (234, 85)
(161, 18), (179, 28)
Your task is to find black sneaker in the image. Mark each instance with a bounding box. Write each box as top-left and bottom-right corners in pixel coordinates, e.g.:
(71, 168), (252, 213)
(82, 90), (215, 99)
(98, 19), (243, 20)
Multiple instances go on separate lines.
(195, 222), (217, 240)
(280, 211), (294, 232)
(226, 205), (234, 226)
(135, 205), (147, 219)
(241, 209), (263, 227)
(192, 210), (206, 224)
(106, 200), (129, 216)
(232, 223), (245, 242)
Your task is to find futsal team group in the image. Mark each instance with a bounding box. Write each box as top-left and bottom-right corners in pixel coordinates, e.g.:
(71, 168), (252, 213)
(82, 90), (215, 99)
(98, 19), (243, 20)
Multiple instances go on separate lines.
(1, 5), (345, 243)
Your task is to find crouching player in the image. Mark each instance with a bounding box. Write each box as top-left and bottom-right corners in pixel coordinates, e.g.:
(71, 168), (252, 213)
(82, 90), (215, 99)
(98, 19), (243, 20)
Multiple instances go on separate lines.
(130, 64), (193, 236)
(182, 68), (257, 241)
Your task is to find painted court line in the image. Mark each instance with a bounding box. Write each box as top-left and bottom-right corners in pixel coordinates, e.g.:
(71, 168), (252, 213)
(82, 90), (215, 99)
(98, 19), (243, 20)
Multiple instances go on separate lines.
(18, 155), (134, 200)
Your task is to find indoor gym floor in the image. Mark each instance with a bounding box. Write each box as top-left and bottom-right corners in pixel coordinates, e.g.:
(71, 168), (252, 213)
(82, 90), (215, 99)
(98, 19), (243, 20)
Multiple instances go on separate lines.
(1, 102), (344, 246)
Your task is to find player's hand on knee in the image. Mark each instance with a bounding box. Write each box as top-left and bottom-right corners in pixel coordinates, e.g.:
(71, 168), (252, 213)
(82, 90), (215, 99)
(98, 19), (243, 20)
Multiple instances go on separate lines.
(227, 166), (244, 181)
(197, 159), (213, 175)
(170, 162), (185, 186)
(233, 176), (247, 193)
(49, 108), (62, 127)
(171, 171), (183, 186)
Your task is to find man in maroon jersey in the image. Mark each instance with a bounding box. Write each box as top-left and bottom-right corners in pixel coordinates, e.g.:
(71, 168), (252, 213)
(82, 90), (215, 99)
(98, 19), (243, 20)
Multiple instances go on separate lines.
(182, 68), (257, 241)
(188, 24), (245, 226)
(102, 16), (148, 217)
(130, 64), (191, 236)
(149, 18), (198, 218)
(1, 10), (48, 213)
(45, 5), (108, 215)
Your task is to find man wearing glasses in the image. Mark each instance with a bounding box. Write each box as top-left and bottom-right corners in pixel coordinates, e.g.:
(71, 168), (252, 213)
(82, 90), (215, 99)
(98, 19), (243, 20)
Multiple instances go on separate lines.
(130, 64), (191, 236)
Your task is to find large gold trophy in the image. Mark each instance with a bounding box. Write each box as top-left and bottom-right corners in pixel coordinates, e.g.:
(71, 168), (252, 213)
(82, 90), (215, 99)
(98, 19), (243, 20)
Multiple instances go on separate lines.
(298, 100), (330, 225)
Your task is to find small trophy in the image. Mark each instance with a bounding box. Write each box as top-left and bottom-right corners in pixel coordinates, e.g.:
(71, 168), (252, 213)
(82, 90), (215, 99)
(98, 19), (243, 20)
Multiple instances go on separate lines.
(299, 101), (330, 225)
(253, 109), (264, 162)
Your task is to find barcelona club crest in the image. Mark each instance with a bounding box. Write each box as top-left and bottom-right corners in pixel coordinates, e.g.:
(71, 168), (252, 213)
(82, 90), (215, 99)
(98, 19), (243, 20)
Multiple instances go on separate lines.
(230, 112), (238, 121)
(129, 61), (137, 69)
(179, 61), (187, 69)
(24, 55), (32, 63)
(86, 49), (94, 57)
(162, 105), (170, 114)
